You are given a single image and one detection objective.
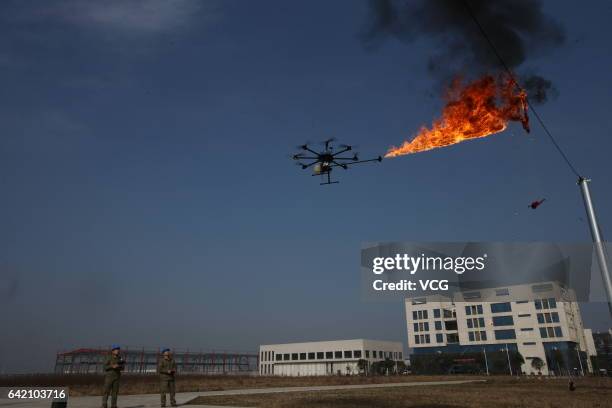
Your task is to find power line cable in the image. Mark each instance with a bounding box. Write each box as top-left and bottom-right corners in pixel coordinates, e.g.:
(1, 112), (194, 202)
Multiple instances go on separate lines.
(462, 0), (582, 178)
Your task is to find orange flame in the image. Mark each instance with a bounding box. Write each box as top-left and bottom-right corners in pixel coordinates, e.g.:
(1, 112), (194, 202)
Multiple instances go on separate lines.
(385, 74), (529, 158)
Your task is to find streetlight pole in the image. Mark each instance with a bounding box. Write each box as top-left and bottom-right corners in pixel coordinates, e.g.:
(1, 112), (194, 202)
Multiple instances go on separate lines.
(505, 344), (512, 376)
(483, 347), (489, 376)
(576, 347), (584, 376)
(578, 177), (612, 317)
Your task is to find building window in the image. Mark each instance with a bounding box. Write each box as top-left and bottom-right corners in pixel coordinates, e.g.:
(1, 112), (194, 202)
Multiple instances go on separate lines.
(326, 352), (333, 359)
(435, 321), (442, 330)
(413, 311), (418, 320)
(494, 329), (516, 340)
(334, 351), (342, 359)
(372, 351), (377, 358)
(518, 313), (531, 317)
(547, 327), (555, 337)
(481, 331), (487, 341)
(465, 305), (471, 315)
(549, 298), (557, 308)
(414, 323), (419, 332)
(291, 353), (298, 361)
(365, 350), (370, 358)
(535, 299), (542, 310)
(539, 327), (548, 338)
(354, 350), (362, 358)
(464, 291), (481, 299)
(436, 333), (443, 343)
(554, 327), (563, 337)
(520, 328), (534, 332)
(424, 322), (430, 331)
(299, 353), (306, 360)
(434, 309), (441, 318)
(425, 334), (431, 344)
(447, 333), (459, 343)
(524, 342), (536, 345)
(551, 312), (559, 322)
(414, 336), (420, 345)
(308, 352), (315, 360)
(467, 319), (473, 329)
(491, 302), (512, 313)
(492, 315), (514, 326)
(469, 332), (475, 341)
(276, 354), (282, 361)
(516, 300), (528, 304)
(399, 352), (403, 359)
(344, 351), (352, 358)
(537, 313), (545, 324)
(495, 288), (510, 296)
(532, 283), (553, 293)
(317, 352), (324, 359)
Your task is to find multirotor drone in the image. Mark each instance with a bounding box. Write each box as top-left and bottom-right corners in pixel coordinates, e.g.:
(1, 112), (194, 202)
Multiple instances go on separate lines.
(291, 138), (382, 185)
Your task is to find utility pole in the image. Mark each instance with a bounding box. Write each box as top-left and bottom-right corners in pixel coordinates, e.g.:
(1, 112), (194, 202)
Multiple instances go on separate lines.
(578, 177), (612, 317)
(483, 347), (490, 376)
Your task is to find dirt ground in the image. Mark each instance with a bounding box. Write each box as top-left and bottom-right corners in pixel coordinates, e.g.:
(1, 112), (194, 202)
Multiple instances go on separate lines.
(0, 373), (475, 396)
(187, 377), (612, 408)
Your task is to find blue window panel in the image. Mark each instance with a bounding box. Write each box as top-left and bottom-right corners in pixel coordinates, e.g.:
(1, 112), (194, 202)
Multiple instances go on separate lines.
(491, 302), (512, 313)
(551, 312), (559, 323)
(467, 319), (473, 328)
(494, 329), (516, 340)
(548, 298), (557, 309)
(435, 321), (442, 330)
(537, 313), (544, 324)
(535, 300), (542, 310)
(481, 331), (487, 341)
(413, 311), (418, 320)
(424, 322), (429, 331)
(539, 328), (548, 338)
(465, 306), (471, 315)
(479, 318), (485, 327)
(554, 327), (563, 337)
(423, 310), (429, 319)
(492, 315), (514, 326)
(469, 332), (475, 341)
(413, 323), (419, 332)
(477, 305), (483, 314)
(436, 333), (443, 343)
(434, 309), (441, 318)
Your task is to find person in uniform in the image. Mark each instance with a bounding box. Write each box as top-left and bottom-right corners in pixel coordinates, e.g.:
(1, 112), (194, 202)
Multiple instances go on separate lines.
(101, 345), (124, 408)
(158, 348), (177, 407)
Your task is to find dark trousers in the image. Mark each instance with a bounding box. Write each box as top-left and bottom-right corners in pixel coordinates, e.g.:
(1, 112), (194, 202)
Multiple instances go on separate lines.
(160, 378), (176, 406)
(102, 376), (120, 408)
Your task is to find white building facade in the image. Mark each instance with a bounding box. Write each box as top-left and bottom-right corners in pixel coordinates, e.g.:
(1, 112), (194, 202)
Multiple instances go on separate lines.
(406, 282), (595, 375)
(259, 339), (403, 376)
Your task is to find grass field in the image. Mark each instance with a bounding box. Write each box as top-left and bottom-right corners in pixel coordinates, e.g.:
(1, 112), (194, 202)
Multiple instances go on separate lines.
(186, 377), (612, 408)
(0, 373), (474, 396)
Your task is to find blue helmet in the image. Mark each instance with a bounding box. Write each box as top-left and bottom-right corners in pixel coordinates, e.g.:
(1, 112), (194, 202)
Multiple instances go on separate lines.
(111, 344), (121, 351)
(161, 348), (171, 353)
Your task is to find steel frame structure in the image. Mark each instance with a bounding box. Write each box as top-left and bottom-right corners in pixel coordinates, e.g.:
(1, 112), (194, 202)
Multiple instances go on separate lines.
(54, 347), (258, 375)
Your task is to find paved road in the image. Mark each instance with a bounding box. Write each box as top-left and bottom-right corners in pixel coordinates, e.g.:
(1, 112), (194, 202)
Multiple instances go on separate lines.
(0, 380), (486, 408)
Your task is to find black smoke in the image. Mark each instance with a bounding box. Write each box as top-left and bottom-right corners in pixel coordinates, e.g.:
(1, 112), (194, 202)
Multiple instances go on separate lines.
(362, 0), (564, 103)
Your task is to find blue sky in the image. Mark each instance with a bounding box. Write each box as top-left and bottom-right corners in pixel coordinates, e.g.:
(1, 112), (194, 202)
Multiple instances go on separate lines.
(1, 0), (611, 372)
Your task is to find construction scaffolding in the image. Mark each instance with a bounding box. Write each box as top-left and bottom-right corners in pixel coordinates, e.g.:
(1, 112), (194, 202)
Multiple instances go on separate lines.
(54, 347), (258, 375)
